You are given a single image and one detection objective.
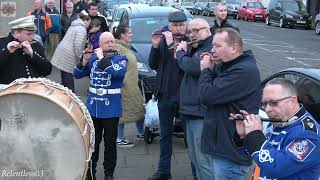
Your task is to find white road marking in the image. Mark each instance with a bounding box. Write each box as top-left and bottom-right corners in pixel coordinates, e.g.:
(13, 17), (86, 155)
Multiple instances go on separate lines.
(285, 57), (312, 67)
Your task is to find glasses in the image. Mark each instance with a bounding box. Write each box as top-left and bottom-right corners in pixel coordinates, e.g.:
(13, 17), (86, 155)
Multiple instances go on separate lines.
(187, 27), (207, 34)
(261, 96), (292, 110)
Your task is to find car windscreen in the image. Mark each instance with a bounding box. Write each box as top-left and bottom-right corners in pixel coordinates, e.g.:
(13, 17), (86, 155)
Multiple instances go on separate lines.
(247, 2), (264, 8)
(182, 2), (193, 6)
(283, 1), (307, 12)
(198, 2), (207, 7)
(130, 17), (169, 43)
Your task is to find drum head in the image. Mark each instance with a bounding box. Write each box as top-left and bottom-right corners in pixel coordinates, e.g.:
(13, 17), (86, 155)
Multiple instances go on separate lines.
(0, 93), (86, 180)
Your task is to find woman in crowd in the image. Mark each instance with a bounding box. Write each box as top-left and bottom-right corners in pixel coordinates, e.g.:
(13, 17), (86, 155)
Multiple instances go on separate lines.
(113, 25), (145, 148)
(51, 11), (91, 92)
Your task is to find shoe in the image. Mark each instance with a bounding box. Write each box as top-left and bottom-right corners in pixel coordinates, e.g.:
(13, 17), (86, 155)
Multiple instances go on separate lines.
(148, 173), (171, 180)
(136, 133), (145, 140)
(85, 171), (96, 180)
(117, 138), (135, 148)
(105, 175), (114, 180)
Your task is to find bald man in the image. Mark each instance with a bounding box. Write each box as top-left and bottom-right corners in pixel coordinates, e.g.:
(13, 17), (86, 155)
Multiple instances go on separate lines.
(73, 32), (128, 180)
(174, 18), (214, 180)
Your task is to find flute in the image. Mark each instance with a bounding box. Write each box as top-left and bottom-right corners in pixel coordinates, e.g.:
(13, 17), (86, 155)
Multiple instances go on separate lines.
(229, 117), (285, 122)
(168, 40), (200, 50)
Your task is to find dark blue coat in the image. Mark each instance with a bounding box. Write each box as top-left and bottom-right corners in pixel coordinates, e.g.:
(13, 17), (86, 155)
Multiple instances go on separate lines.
(243, 106), (320, 179)
(199, 50), (261, 165)
(73, 53), (127, 118)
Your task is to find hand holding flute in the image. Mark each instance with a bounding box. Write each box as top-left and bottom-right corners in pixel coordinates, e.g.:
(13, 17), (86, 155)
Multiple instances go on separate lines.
(230, 110), (265, 139)
(7, 40), (36, 57)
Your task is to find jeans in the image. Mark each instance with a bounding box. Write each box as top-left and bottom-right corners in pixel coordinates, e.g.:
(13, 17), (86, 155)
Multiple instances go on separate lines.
(182, 118), (197, 178)
(89, 117), (119, 176)
(186, 119), (214, 180)
(117, 120), (144, 140)
(156, 97), (179, 175)
(208, 156), (250, 180)
(60, 70), (75, 92)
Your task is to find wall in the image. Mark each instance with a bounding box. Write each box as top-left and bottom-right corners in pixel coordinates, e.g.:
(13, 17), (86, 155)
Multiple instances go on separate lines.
(0, 0), (61, 36)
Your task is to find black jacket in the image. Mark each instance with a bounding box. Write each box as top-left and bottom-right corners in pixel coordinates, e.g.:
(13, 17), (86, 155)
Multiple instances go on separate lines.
(199, 50), (261, 165)
(148, 36), (186, 103)
(0, 34), (52, 84)
(89, 15), (109, 32)
(60, 12), (78, 38)
(210, 19), (239, 35)
(176, 35), (213, 118)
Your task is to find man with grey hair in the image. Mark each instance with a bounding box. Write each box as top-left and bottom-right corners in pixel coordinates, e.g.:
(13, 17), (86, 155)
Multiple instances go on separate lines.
(232, 78), (320, 179)
(210, 3), (239, 35)
(199, 27), (261, 179)
(45, 0), (61, 59)
(60, 1), (78, 39)
(148, 10), (188, 180)
(175, 18), (214, 180)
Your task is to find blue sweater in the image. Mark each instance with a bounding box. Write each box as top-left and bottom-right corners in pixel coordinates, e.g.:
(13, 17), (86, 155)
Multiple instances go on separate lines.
(45, 6), (61, 33)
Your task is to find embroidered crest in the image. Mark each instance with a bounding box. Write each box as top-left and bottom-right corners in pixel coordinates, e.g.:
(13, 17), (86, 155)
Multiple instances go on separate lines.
(259, 149), (274, 163)
(287, 139), (315, 161)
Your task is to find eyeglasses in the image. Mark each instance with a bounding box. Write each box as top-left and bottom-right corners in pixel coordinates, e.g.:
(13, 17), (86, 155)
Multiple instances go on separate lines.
(187, 27), (207, 34)
(261, 96), (292, 110)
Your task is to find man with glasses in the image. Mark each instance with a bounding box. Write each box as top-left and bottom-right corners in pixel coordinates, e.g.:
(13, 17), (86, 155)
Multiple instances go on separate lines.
(232, 78), (320, 179)
(199, 27), (261, 179)
(210, 3), (239, 35)
(175, 18), (214, 180)
(148, 11), (187, 180)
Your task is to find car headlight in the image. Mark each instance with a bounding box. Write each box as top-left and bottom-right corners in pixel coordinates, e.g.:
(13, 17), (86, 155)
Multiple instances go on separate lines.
(137, 62), (149, 72)
(286, 14), (293, 19)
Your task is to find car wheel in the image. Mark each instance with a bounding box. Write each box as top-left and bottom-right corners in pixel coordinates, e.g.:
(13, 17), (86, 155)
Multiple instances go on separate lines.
(245, 15), (248, 21)
(266, 16), (271, 25)
(233, 15), (237, 19)
(202, 11), (205, 16)
(316, 22), (320, 34)
(279, 18), (284, 28)
(236, 14), (240, 20)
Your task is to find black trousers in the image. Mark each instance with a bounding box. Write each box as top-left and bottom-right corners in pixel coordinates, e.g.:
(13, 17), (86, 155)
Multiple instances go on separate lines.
(60, 70), (75, 92)
(90, 117), (119, 176)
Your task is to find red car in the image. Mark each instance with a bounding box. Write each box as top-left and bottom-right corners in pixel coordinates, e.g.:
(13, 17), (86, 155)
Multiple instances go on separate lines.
(237, 1), (266, 21)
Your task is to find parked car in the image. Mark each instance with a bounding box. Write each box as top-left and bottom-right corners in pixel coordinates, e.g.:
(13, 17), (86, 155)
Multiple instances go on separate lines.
(107, 4), (150, 31)
(237, 1), (266, 21)
(266, 0), (311, 29)
(202, 2), (217, 16)
(191, 2), (207, 15)
(225, 0), (242, 18)
(262, 68), (320, 123)
(181, 1), (194, 13)
(315, 14), (320, 34)
(115, 5), (193, 98)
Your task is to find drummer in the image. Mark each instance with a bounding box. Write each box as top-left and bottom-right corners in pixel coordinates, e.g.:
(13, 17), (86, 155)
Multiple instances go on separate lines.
(0, 15), (52, 85)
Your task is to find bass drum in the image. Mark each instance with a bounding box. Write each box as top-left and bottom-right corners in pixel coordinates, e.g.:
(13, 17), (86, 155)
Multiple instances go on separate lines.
(0, 78), (94, 180)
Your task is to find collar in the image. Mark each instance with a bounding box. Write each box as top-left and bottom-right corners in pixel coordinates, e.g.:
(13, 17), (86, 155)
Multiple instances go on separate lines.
(221, 50), (253, 70)
(197, 35), (213, 48)
(115, 39), (130, 49)
(214, 19), (228, 27)
(273, 105), (307, 128)
(7, 33), (18, 42)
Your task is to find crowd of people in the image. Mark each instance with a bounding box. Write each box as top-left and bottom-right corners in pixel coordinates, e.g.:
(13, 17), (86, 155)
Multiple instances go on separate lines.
(0, 1), (319, 180)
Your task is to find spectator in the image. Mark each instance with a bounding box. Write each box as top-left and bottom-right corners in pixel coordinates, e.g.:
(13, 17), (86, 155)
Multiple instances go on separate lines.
(232, 78), (320, 179)
(113, 25), (145, 148)
(0, 15), (52, 85)
(73, 32), (128, 180)
(29, 0), (52, 56)
(51, 11), (91, 92)
(60, 1), (78, 39)
(88, 19), (102, 49)
(88, 2), (109, 32)
(199, 28), (261, 180)
(175, 18), (214, 180)
(72, 0), (87, 14)
(45, 0), (61, 60)
(148, 11), (187, 180)
(210, 3), (239, 35)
